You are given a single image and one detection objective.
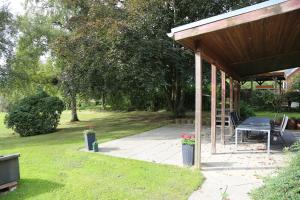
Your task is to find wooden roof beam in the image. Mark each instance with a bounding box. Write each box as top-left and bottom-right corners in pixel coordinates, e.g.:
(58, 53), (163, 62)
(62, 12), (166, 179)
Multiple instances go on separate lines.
(231, 50), (300, 77)
(173, 0), (300, 41)
(196, 42), (240, 80)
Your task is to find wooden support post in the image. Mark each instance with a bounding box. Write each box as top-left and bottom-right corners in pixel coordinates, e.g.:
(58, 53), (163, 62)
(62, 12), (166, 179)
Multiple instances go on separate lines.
(211, 64), (217, 154)
(274, 77), (278, 94)
(221, 71), (226, 145)
(237, 82), (241, 116)
(234, 81), (238, 112)
(230, 78), (233, 112)
(195, 51), (202, 169)
(279, 80), (282, 94)
(251, 80), (253, 91)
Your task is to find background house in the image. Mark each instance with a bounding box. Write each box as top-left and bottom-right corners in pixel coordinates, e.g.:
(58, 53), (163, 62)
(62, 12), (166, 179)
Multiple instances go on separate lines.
(284, 67), (300, 90)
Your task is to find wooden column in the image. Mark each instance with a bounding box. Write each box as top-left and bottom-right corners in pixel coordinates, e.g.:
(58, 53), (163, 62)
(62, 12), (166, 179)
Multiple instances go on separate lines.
(279, 80), (282, 94)
(274, 77), (278, 94)
(233, 81), (238, 112)
(237, 82), (241, 116)
(230, 78), (234, 112)
(195, 51), (202, 169)
(221, 71), (226, 145)
(211, 64), (217, 154)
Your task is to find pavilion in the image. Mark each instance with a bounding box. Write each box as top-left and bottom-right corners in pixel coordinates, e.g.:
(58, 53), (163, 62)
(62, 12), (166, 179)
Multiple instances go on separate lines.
(242, 71), (286, 93)
(168, 0), (300, 168)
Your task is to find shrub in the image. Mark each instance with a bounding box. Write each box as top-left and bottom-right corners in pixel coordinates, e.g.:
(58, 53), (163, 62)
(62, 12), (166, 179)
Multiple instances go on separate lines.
(284, 91), (300, 103)
(246, 90), (277, 111)
(5, 91), (65, 137)
(251, 147), (300, 200)
(239, 100), (255, 119)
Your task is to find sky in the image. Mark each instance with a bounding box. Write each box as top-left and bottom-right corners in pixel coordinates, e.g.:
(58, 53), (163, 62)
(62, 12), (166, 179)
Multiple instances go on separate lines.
(2, 0), (25, 16)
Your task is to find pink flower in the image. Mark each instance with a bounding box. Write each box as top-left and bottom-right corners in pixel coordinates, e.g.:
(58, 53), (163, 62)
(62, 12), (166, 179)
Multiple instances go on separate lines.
(181, 133), (195, 139)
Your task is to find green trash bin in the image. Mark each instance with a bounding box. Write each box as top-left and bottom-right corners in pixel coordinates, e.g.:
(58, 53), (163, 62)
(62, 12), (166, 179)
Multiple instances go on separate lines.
(93, 142), (99, 152)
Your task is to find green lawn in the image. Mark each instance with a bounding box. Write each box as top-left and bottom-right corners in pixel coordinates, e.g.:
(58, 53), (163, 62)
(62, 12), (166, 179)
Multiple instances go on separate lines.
(0, 111), (203, 200)
(255, 111), (300, 119)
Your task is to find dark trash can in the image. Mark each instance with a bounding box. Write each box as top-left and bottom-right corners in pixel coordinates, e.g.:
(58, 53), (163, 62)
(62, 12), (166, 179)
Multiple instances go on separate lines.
(0, 154), (20, 187)
(182, 144), (194, 166)
(84, 131), (96, 151)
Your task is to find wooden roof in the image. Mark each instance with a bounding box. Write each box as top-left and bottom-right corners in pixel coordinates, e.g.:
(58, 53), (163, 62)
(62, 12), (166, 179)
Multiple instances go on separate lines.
(168, 0), (300, 80)
(242, 71), (286, 81)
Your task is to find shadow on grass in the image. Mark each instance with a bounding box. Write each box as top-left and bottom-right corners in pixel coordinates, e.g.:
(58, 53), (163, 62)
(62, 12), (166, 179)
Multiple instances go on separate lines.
(2, 178), (63, 200)
(0, 112), (171, 151)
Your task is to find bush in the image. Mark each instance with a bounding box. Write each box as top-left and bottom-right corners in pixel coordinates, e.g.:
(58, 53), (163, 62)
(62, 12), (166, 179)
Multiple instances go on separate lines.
(245, 90), (277, 111)
(251, 146), (300, 200)
(240, 100), (255, 119)
(5, 91), (65, 137)
(284, 91), (300, 103)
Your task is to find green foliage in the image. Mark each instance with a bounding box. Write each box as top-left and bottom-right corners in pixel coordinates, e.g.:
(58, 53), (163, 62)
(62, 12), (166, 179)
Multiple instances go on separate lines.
(243, 90), (281, 111)
(7, 0), (265, 118)
(2, 12), (62, 103)
(35, 0), (262, 116)
(291, 73), (300, 91)
(288, 141), (300, 152)
(251, 149), (300, 200)
(0, 4), (16, 88)
(5, 90), (65, 137)
(284, 91), (300, 103)
(181, 134), (195, 145)
(239, 101), (255, 119)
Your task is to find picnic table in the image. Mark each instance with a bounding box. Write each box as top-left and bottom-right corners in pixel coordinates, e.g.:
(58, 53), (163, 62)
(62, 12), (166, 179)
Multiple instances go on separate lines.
(235, 117), (271, 154)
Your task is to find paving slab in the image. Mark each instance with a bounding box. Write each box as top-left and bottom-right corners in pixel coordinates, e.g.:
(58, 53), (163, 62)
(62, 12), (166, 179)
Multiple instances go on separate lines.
(82, 124), (300, 200)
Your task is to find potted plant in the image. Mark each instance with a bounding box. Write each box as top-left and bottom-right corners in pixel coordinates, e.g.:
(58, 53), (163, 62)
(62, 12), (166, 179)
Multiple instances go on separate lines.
(181, 133), (195, 166)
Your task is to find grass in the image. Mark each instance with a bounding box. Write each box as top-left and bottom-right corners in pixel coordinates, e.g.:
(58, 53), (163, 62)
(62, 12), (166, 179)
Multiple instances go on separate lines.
(255, 111), (300, 119)
(0, 111), (203, 200)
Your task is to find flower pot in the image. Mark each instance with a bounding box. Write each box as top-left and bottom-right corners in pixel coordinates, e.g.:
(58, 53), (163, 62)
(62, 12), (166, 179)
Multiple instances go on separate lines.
(287, 119), (297, 130)
(182, 144), (194, 166)
(296, 121), (300, 130)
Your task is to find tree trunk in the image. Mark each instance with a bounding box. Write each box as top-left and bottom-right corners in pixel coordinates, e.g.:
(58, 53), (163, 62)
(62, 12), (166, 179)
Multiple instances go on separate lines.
(165, 65), (185, 117)
(70, 94), (79, 122)
(102, 92), (106, 110)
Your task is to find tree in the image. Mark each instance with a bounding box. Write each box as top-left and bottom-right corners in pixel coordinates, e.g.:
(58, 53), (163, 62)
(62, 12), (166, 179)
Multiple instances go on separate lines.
(291, 73), (300, 91)
(4, 14), (62, 102)
(119, 0), (263, 116)
(0, 4), (16, 90)
(7, 0), (265, 118)
(6, 0), (80, 121)
(47, 0), (265, 116)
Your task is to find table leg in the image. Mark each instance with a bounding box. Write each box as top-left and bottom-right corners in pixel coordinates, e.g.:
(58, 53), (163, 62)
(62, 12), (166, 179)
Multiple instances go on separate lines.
(267, 130), (270, 155)
(235, 128), (238, 149)
(241, 131), (244, 143)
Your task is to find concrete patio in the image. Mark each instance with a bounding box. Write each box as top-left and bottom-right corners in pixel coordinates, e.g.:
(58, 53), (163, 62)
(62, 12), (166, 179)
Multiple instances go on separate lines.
(86, 124), (299, 200)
